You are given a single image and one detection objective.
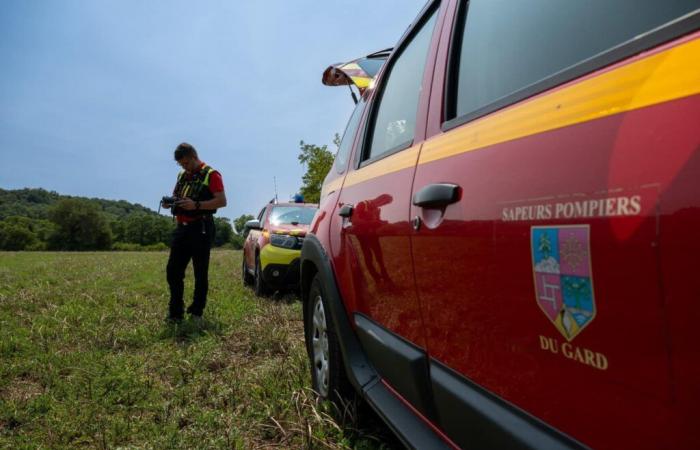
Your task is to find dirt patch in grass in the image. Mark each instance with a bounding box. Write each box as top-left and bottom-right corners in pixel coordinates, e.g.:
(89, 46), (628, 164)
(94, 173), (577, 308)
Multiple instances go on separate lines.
(1, 375), (44, 403)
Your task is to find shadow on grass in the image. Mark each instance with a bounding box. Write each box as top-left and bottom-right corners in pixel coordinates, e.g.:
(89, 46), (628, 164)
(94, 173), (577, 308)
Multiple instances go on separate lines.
(268, 288), (301, 304)
(158, 316), (226, 345)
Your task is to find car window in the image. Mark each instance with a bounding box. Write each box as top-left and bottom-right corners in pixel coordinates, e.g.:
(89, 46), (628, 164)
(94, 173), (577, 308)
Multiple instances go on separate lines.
(269, 206), (318, 226)
(364, 8), (438, 162)
(259, 206), (271, 229)
(450, 0), (699, 120)
(335, 98), (366, 174)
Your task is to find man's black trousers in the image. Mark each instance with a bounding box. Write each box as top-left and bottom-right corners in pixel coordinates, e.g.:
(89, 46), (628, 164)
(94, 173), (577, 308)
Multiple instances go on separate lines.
(166, 219), (215, 318)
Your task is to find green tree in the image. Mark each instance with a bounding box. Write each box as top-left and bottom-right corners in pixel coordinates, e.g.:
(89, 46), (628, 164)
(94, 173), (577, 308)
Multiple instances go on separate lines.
(297, 135), (337, 204)
(47, 199), (112, 250)
(213, 217), (233, 247)
(0, 222), (37, 250)
(0, 216), (55, 250)
(30, 218), (55, 243)
(154, 216), (175, 245)
(230, 214), (254, 250)
(123, 214), (147, 245)
(120, 213), (174, 246)
(110, 218), (126, 243)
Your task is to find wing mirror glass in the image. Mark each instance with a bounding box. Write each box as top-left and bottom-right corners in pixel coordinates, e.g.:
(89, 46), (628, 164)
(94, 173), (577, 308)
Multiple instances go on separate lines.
(244, 219), (261, 231)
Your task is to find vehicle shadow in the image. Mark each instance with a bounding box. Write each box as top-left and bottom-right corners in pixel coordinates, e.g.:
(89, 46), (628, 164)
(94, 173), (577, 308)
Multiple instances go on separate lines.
(268, 288), (301, 304)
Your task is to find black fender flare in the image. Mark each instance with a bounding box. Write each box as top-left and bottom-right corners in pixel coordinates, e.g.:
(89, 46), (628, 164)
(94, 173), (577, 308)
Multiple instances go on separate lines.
(300, 233), (377, 391)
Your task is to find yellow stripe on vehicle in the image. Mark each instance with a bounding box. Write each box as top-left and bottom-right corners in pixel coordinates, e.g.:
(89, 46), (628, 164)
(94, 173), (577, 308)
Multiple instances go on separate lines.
(419, 36), (700, 164)
(343, 144), (421, 188)
(323, 177), (343, 195)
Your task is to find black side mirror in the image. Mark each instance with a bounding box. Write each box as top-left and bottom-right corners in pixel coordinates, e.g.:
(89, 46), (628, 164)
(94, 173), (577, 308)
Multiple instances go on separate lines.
(244, 219), (262, 231)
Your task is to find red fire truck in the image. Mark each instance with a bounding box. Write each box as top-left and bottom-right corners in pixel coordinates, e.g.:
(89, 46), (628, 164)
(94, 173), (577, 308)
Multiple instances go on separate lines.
(300, 0), (700, 448)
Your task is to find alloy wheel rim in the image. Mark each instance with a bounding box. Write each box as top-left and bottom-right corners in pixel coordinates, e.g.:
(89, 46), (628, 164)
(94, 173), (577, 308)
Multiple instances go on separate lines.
(311, 295), (330, 397)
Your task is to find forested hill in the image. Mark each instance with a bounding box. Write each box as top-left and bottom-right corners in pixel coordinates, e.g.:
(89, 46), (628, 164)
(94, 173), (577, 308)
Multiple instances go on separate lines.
(0, 188), (156, 220)
(0, 188), (236, 251)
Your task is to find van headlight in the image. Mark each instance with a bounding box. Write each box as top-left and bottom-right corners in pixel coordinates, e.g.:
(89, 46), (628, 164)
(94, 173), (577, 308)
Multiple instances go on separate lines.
(270, 234), (298, 249)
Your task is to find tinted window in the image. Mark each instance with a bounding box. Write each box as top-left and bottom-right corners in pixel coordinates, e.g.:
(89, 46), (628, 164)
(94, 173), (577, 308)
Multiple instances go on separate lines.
(366, 9), (438, 161)
(452, 0), (699, 118)
(335, 98), (366, 173)
(269, 206), (318, 226)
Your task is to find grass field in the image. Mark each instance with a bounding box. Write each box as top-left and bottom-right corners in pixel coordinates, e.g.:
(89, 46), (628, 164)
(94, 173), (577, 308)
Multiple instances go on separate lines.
(0, 251), (396, 449)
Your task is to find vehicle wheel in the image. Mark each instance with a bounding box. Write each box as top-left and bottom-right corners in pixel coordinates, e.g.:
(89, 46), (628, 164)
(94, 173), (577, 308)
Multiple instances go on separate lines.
(306, 274), (352, 405)
(241, 255), (253, 286)
(254, 254), (270, 297)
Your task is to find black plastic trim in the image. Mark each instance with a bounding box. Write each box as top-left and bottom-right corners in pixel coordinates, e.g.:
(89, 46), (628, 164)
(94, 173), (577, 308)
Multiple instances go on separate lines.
(412, 183), (461, 208)
(363, 380), (450, 450)
(443, 8), (700, 132)
(443, 0), (468, 122)
(354, 313), (435, 420)
(300, 234), (451, 450)
(262, 260), (300, 287)
(301, 234), (376, 390)
(430, 358), (588, 450)
(338, 204), (354, 218)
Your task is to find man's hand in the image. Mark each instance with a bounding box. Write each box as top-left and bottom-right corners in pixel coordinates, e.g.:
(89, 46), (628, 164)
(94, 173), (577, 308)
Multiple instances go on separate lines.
(176, 198), (197, 211)
(175, 192), (226, 211)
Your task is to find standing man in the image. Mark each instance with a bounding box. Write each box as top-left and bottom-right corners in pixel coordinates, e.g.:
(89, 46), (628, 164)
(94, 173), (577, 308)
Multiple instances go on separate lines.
(163, 142), (227, 323)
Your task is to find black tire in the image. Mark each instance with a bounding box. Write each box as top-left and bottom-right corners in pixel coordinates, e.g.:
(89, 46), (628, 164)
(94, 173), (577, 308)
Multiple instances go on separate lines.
(254, 254), (270, 297)
(305, 274), (353, 406)
(241, 254), (253, 286)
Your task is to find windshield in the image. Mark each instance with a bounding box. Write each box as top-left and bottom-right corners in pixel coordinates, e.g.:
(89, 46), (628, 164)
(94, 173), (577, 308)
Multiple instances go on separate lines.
(269, 206), (317, 226)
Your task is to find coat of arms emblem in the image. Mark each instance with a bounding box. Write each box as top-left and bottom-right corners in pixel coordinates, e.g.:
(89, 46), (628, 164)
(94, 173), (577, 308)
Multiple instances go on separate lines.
(531, 225), (596, 341)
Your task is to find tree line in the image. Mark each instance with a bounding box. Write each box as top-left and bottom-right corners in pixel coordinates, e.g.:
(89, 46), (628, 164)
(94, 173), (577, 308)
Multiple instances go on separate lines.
(0, 188), (250, 251)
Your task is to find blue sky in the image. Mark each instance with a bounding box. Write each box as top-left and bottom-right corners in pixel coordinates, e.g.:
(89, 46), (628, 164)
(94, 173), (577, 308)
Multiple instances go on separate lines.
(0, 0), (426, 220)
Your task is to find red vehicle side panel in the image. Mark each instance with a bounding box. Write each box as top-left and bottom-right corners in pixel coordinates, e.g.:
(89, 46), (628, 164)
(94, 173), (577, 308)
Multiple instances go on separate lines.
(331, 163), (426, 348)
(312, 1), (699, 447)
(411, 30), (700, 449)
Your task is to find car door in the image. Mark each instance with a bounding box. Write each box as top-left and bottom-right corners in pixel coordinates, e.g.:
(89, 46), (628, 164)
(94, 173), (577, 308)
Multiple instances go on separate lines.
(411, 1), (699, 448)
(328, 2), (444, 419)
(245, 205), (268, 270)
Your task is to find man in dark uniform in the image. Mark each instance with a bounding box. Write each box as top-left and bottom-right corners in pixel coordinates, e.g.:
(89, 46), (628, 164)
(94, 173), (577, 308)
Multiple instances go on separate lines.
(163, 142), (227, 323)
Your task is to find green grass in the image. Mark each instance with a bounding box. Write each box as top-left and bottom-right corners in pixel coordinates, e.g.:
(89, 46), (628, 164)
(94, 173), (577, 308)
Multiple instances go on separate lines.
(0, 251), (396, 449)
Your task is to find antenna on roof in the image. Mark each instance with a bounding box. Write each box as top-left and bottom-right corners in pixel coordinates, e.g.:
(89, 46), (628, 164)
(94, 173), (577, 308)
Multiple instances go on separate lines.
(273, 176), (279, 204)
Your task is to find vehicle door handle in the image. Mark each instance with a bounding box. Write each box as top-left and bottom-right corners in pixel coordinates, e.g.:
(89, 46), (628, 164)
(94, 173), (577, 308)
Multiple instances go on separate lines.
(412, 183), (461, 208)
(338, 203), (354, 218)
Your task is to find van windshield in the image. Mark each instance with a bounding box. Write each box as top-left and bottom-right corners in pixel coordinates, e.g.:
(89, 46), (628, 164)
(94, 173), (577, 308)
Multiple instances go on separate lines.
(269, 206), (317, 226)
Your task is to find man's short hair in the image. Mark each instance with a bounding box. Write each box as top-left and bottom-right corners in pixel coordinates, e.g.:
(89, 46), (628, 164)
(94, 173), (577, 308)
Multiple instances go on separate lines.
(174, 142), (197, 161)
